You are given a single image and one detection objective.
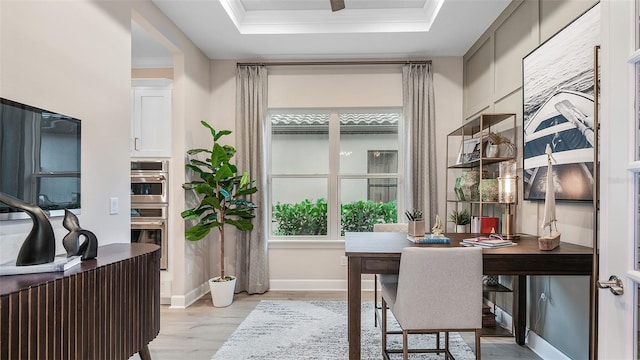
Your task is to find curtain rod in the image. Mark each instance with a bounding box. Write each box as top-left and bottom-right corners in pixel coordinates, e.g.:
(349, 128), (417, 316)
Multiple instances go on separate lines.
(236, 59), (431, 67)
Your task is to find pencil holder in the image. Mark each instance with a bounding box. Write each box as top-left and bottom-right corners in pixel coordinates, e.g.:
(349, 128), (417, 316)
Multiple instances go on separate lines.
(408, 220), (425, 237)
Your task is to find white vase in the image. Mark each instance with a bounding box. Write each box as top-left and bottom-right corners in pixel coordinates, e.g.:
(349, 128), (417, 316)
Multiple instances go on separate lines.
(209, 276), (236, 307)
(486, 144), (499, 158)
(455, 224), (469, 233)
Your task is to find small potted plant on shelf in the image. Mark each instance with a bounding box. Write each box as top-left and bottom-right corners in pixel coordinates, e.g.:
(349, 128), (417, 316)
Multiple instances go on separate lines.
(181, 121), (258, 307)
(486, 132), (515, 158)
(448, 209), (471, 233)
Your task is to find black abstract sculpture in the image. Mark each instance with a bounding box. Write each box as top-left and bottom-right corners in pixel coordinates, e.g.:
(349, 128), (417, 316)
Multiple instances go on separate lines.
(62, 210), (98, 260)
(0, 192), (56, 266)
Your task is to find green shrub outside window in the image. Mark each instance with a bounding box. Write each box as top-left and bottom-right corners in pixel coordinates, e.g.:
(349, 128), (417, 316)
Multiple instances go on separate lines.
(272, 199), (397, 236)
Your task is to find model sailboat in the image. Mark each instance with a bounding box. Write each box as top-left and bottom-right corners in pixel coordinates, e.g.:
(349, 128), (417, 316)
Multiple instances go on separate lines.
(538, 144), (561, 250)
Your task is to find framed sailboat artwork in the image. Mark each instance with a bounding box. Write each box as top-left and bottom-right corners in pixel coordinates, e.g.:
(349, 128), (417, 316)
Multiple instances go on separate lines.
(522, 3), (600, 201)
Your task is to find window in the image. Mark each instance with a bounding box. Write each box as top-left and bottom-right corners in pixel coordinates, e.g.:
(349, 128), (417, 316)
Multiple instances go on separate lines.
(268, 109), (404, 239)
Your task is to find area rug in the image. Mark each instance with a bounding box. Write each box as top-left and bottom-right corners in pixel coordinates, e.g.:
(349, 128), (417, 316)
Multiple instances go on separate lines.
(212, 300), (476, 359)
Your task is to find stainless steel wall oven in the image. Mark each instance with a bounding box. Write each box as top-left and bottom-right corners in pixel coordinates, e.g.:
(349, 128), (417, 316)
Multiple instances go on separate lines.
(131, 160), (168, 203)
(131, 161), (168, 270)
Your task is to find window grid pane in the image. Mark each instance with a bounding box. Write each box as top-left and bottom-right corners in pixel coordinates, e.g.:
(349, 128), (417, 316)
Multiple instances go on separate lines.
(271, 112), (330, 174)
(339, 112), (400, 174)
(270, 177), (328, 236)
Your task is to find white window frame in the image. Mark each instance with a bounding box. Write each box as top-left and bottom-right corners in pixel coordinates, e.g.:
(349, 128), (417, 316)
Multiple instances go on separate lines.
(266, 107), (405, 241)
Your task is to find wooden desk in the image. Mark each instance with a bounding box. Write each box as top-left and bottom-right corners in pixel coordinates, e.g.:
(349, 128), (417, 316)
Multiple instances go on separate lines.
(345, 232), (593, 360)
(0, 243), (161, 360)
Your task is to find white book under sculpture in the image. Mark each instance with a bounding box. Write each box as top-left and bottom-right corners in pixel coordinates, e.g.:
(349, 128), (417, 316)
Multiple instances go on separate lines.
(0, 255), (82, 276)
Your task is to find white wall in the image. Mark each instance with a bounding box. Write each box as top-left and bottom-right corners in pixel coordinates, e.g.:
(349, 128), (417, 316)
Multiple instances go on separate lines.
(0, 1), (132, 261)
(0, 0), (212, 309)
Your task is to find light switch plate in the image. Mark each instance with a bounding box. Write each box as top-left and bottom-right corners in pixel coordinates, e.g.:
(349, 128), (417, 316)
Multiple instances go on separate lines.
(110, 197), (119, 215)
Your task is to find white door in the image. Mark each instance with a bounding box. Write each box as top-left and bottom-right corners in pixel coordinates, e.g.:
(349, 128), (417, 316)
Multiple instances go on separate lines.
(598, 1), (639, 359)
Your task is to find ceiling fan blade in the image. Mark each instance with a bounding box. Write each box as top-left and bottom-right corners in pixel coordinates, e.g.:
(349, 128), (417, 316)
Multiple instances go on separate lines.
(330, 0), (345, 12)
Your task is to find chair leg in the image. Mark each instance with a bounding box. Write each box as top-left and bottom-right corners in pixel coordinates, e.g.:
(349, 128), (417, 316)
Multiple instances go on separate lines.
(381, 297), (387, 355)
(475, 329), (482, 360)
(403, 330), (409, 360)
(374, 274), (378, 327)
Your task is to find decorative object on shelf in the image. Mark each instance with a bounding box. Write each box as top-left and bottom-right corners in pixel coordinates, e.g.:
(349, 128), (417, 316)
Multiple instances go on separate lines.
(457, 138), (481, 164)
(431, 214), (444, 236)
(538, 144), (561, 250)
(483, 275), (499, 286)
(460, 170), (480, 201)
(181, 121), (258, 307)
(523, 3), (599, 202)
(498, 160), (519, 240)
(448, 209), (471, 233)
(479, 178), (499, 202)
(486, 132), (515, 158)
(0, 192), (55, 266)
(62, 210), (98, 260)
(485, 144), (499, 158)
(471, 216), (500, 234)
(454, 176), (465, 200)
(405, 209), (425, 236)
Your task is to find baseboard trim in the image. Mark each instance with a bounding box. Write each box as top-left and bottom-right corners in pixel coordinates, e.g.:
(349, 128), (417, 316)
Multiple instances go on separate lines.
(170, 282), (209, 309)
(270, 279), (375, 291)
(486, 299), (566, 360)
(526, 329), (571, 360)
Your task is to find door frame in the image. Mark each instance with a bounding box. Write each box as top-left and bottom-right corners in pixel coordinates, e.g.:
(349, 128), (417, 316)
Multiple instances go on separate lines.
(597, 1), (637, 359)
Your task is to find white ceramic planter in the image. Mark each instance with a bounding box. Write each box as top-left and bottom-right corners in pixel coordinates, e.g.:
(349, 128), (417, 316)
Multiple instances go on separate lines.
(209, 276), (237, 307)
(485, 144), (499, 158)
(455, 224), (469, 233)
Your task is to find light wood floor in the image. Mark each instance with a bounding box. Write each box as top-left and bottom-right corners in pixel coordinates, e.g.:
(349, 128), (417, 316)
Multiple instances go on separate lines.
(130, 291), (542, 360)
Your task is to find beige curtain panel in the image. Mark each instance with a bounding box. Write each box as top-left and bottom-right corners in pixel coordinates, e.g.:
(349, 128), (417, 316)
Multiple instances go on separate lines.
(402, 63), (437, 225)
(235, 64), (269, 294)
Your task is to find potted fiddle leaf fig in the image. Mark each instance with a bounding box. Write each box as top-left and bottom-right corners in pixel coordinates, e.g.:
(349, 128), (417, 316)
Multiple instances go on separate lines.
(181, 120), (258, 307)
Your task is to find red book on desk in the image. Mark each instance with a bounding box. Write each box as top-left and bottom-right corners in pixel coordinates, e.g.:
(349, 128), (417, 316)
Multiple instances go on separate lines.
(472, 216), (499, 233)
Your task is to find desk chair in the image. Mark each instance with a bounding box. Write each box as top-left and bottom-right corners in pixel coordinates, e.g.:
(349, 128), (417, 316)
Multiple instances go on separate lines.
(372, 223), (407, 327)
(380, 247), (483, 360)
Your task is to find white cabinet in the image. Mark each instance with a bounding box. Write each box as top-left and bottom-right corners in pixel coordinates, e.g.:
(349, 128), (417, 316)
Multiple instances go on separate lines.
(131, 79), (172, 157)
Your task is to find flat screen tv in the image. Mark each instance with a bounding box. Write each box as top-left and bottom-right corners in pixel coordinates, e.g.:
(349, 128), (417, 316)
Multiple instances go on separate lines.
(0, 98), (81, 220)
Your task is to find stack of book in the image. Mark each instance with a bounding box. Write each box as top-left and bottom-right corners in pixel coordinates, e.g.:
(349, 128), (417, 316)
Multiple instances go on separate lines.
(0, 255), (82, 276)
(406, 234), (451, 244)
(461, 236), (516, 248)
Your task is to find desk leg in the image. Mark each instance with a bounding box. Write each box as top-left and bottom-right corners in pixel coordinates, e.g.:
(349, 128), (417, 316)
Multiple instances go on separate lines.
(348, 256), (362, 360)
(514, 275), (526, 345)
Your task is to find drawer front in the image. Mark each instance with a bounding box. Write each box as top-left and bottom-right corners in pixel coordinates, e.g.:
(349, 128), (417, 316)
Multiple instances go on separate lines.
(361, 258), (400, 274)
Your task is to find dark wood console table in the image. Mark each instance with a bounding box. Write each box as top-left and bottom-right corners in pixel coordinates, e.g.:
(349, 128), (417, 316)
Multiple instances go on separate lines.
(345, 232), (594, 360)
(0, 243), (161, 360)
